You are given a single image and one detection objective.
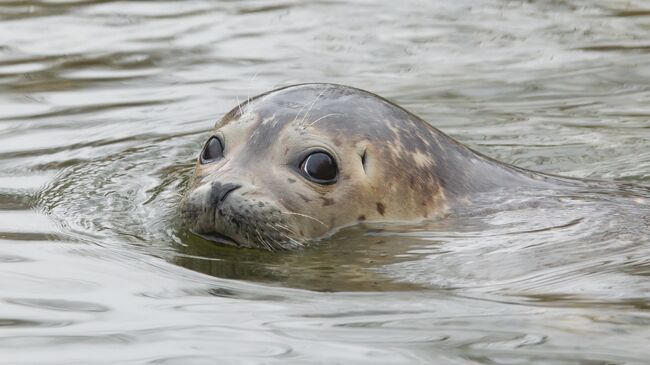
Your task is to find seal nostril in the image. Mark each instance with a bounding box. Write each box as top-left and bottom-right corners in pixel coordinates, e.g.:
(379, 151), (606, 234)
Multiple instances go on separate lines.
(219, 184), (240, 202)
(211, 182), (241, 206)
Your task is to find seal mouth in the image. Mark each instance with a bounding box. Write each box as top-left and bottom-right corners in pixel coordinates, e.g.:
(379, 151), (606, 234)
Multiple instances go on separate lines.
(193, 231), (240, 247)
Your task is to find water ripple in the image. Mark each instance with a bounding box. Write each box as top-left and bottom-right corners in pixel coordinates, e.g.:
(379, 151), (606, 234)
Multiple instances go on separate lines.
(1, 0), (650, 363)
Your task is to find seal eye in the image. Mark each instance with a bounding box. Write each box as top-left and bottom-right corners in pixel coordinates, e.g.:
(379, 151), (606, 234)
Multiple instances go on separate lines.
(300, 152), (338, 184)
(200, 136), (224, 164)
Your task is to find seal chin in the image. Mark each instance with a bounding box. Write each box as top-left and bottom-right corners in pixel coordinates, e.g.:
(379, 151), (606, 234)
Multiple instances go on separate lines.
(194, 224), (303, 251)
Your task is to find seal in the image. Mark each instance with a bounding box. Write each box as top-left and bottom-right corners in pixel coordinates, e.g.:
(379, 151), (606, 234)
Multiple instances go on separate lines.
(180, 83), (557, 250)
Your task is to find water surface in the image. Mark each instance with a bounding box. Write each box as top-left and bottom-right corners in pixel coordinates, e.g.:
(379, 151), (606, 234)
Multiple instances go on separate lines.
(1, 0), (650, 363)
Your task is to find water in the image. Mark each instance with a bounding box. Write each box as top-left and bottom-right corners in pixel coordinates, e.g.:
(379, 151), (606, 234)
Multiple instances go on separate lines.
(1, 0), (650, 363)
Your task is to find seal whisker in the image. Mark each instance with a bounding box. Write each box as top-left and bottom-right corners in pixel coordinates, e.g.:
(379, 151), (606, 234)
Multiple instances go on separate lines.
(268, 222), (297, 237)
(292, 86), (328, 124)
(300, 87), (330, 124)
(278, 232), (303, 248)
(308, 112), (344, 126)
(267, 224), (302, 248)
(280, 210), (327, 227)
(275, 222), (298, 235)
(254, 228), (272, 251)
(236, 96), (244, 117)
(246, 71), (259, 109)
(258, 226), (276, 251)
(292, 99), (311, 124)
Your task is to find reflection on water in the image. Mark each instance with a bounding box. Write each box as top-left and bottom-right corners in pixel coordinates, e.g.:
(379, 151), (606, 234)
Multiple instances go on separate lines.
(1, 0), (650, 363)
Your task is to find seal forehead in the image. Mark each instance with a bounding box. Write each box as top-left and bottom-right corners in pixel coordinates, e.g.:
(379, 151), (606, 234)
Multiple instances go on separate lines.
(222, 84), (429, 142)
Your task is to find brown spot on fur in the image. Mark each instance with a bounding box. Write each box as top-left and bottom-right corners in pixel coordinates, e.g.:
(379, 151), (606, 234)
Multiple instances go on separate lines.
(297, 193), (311, 203)
(287, 178), (296, 183)
(320, 197), (334, 206)
(376, 202), (385, 215)
(358, 215), (366, 221)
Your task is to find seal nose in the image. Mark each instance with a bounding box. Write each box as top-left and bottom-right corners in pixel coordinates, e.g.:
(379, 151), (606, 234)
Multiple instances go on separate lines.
(210, 182), (241, 206)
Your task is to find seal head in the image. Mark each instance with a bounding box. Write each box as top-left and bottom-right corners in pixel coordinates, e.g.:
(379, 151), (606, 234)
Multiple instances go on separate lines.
(180, 83), (538, 250)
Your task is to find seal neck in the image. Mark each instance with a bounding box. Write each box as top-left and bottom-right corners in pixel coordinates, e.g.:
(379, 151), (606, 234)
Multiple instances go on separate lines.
(429, 132), (563, 199)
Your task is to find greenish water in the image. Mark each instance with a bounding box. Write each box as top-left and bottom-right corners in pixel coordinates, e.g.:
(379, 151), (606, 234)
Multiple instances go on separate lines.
(1, 1), (650, 364)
